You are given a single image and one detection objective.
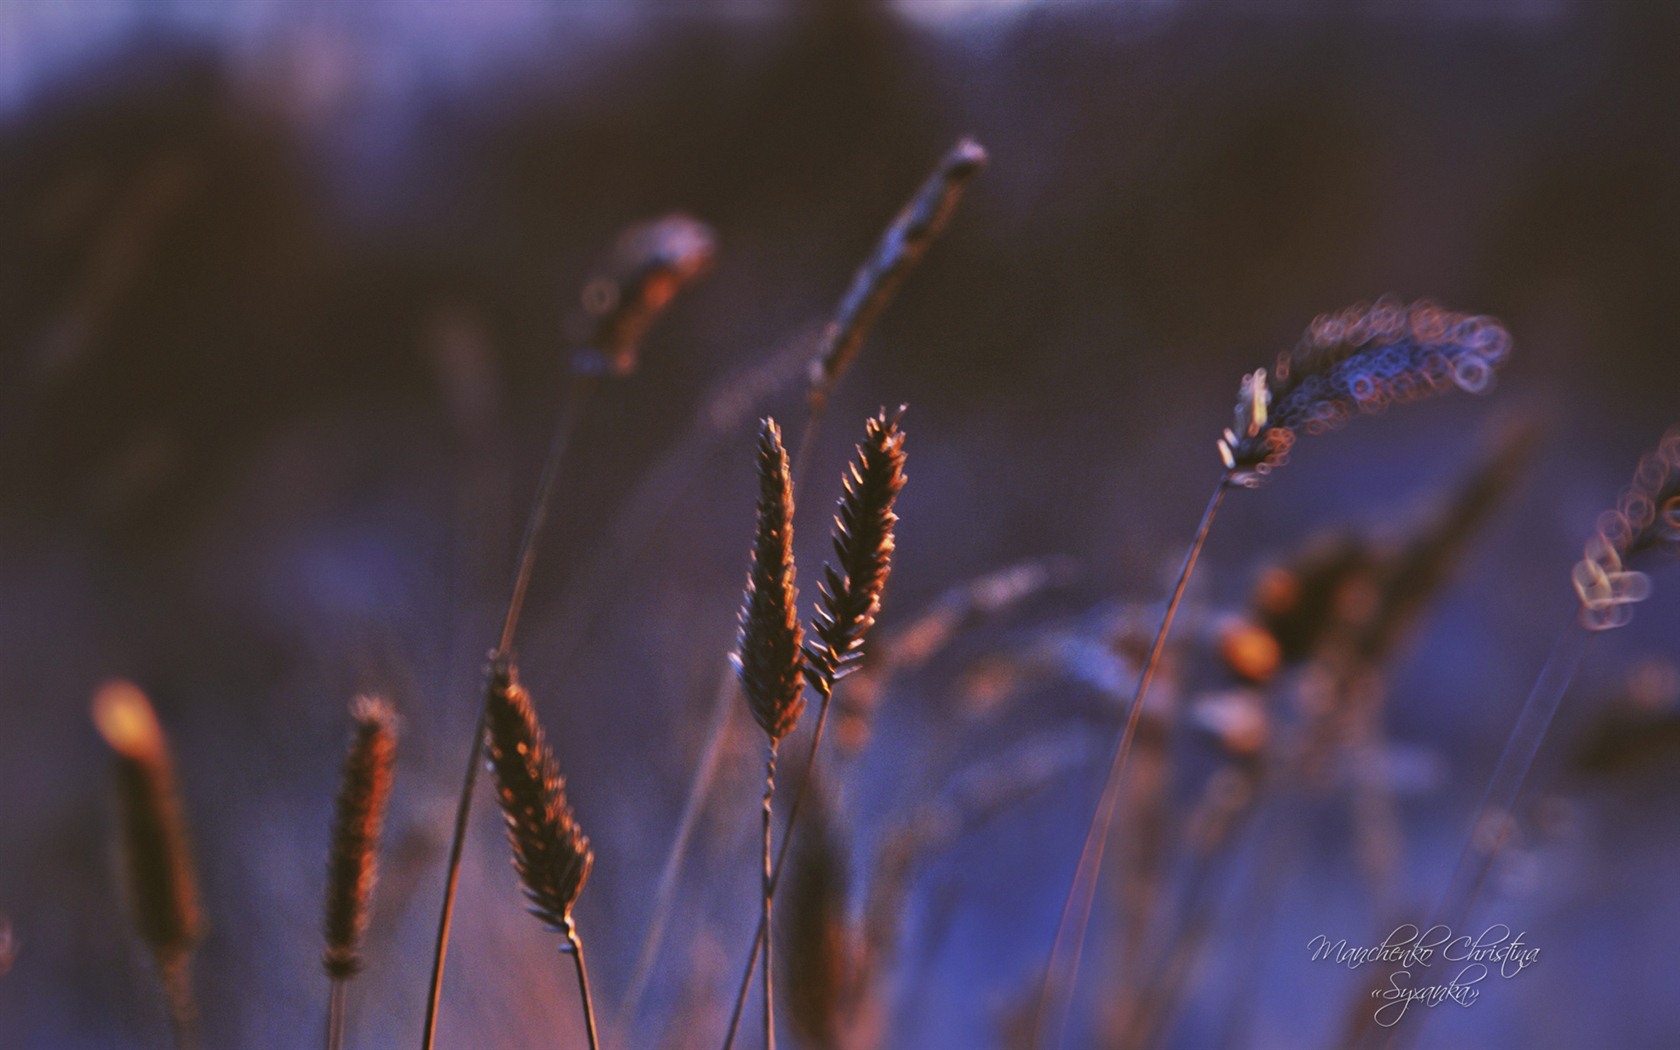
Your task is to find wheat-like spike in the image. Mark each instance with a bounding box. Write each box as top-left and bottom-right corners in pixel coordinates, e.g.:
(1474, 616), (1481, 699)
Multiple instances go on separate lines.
(323, 696), (397, 980)
(482, 657), (593, 932)
(736, 418), (807, 743)
(1219, 297), (1513, 485)
(92, 681), (201, 1049)
(809, 139), (988, 400)
(804, 409), (909, 698)
(574, 213), (717, 378)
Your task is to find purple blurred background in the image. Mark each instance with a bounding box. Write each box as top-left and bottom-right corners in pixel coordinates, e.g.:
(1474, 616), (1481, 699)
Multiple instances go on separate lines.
(2, 1), (1678, 1047)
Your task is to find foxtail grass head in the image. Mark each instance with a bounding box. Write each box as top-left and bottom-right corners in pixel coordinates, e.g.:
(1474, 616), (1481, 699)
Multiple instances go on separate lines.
(804, 409), (908, 698)
(323, 696), (397, 980)
(92, 681), (201, 974)
(1573, 427), (1680, 630)
(575, 213), (716, 378)
(736, 418), (807, 743)
(483, 657), (593, 935)
(1218, 298), (1512, 486)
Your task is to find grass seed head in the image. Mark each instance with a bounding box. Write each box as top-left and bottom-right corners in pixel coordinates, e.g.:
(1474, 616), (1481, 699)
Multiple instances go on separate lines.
(93, 681), (201, 968)
(736, 418), (807, 742)
(483, 657), (593, 932)
(323, 695), (397, 979)
(804, 409), (908, 697)
(1219, 297), (1512, 486)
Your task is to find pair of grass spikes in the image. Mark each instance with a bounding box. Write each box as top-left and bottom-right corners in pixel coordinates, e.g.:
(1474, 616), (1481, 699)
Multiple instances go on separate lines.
(424, 406), (908, 1050)
(88, 681), (399, 1050)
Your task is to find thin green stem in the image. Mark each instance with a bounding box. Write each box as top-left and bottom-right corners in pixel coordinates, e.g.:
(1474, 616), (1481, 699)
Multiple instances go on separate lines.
(1031, 474), (1231, 1050)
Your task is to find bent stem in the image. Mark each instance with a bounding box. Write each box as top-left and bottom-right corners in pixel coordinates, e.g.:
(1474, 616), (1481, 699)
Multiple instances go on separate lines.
(1031, 474), (1231, 1050)
(565, 922), (602, 1050)
(421, 373), (598, 1050)
(720, 678), (838, 1048)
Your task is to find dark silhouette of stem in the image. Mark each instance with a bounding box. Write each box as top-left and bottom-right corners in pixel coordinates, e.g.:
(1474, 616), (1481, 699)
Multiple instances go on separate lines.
(723, 740), (785, 1050)
(1031, 474), (1231, 1050)
(566, 923), (601, 1050)
(326, 978), (347, 1050)
(719, 677), (837, 1049)
(763, 744), (778, 1050)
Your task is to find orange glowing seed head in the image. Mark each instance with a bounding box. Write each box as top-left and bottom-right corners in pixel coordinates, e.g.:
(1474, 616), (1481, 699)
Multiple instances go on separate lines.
(93, 680), (165, 760)
(1217, 619), (1283, 684)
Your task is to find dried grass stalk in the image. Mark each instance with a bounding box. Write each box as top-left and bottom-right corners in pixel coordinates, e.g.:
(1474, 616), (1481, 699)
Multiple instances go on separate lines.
(92, 680), (201, 1050)
(323, 696), (397, 980)
(808, 139), (988, 403)
(425, 210), (712, 1050)
(483, 656), (599, 1049)
(728, 417), (808, 1050)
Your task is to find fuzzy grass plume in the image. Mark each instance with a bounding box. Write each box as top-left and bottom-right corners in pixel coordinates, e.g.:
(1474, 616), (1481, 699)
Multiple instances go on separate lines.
(483, 656), (599, 1049)
(323, 696), (397, 980)
(1219, 298), (1512, 485)
(92, 680), (201, 1050)
(322, 696), (396, 1050)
